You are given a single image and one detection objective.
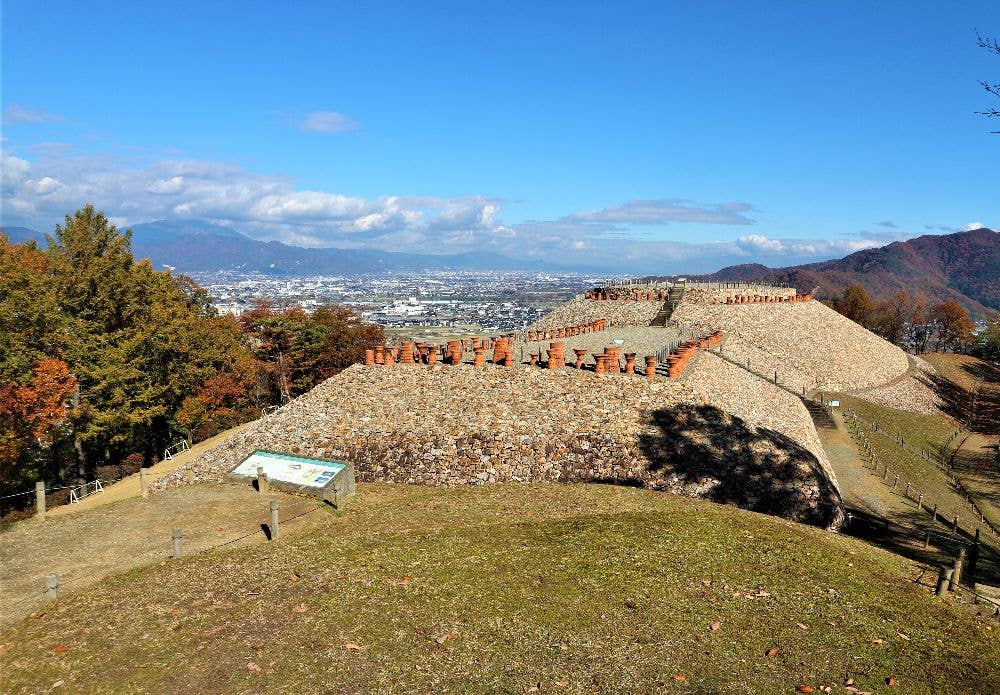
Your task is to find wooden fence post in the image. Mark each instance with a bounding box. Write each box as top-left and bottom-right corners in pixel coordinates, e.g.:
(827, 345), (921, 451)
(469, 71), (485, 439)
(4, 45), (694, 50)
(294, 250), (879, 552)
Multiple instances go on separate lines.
(257, 466), (269, 494)
(35, 481), (46, 519)
(269, 500), (279, 539)
(139, 469), (148, 498)
(936, 567), (953, 597)
(968, 529), (980, 580)
(949, 548), (965, 590)
(186, 467), (195, 485)
(172, 527), (183, 558)
(932, 503), (938, 522)
(45, 572), (59, 601)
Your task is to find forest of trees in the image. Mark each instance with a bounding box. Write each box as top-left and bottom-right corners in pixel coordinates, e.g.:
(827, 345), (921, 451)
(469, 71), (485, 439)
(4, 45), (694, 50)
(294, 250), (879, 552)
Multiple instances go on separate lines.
(0, 206), (383, 506)
(826, 283), (998, 357)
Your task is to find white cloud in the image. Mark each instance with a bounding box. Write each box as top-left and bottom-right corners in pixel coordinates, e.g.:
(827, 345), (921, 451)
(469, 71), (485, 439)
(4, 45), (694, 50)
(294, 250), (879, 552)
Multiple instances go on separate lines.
(297, 111), (361, 134)
(2, 105), (63, 124)
(963, 221), (985, 231)
(566, 198), (755, 226)
(736, 233), (879, 256)
(0, 146), (898, 271)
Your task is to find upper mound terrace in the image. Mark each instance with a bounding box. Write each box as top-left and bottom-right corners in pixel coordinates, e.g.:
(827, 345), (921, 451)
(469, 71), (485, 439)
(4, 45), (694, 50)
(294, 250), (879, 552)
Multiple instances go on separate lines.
(157, 281), (913, 529)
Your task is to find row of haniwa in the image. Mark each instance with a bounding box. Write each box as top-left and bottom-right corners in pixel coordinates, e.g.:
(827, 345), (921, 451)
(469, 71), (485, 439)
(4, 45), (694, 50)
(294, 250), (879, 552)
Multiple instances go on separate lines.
(364, 337), (664, 380)
(584, 289), (667, 302)
(664, 330), (723, 378)
(525, 319), (607, 342)
(718, 293), (812, 305)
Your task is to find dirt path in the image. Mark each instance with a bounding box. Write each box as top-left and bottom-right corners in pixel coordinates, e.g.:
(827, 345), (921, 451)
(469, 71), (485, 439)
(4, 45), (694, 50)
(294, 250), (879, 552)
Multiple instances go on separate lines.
(815, 409), (910, 518)
(0, 483), (331, 625)
(48, 423), (253, 517)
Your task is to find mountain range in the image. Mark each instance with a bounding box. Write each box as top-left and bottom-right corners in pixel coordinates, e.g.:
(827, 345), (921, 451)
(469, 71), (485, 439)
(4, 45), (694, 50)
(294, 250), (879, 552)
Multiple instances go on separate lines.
(0, 220), (558, 274)
(4, 221), (996, 317)
(689, 228), (999, 318)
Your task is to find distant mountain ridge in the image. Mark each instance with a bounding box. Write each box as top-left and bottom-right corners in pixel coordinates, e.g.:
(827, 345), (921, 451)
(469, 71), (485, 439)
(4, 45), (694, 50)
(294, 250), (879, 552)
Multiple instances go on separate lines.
(1, 220), (558, 274)
(693, 228), (999, 318)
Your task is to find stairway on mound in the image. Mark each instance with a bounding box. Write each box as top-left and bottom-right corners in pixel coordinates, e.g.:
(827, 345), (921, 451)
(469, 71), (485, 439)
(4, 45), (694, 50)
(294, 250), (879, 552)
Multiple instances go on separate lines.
(650, 285), (685, 327)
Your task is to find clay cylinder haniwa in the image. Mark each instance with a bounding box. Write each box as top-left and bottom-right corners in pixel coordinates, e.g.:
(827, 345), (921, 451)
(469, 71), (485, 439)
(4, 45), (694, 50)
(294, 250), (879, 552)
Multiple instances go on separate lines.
(473, 346), (486, 366)
(645, 356), (656, 380)
(375, 345), (385, 364)
(594, 354), (607, 375)
(529, 353), (539, 366)
(383, 347), (396, 365)
(364, 349), (375, 366)
(574, 348), (587, 369)
(502, 352), (514, 367)
(426, 346), (438, 365)
(447, 340), (462, 365)
(624, 353), (636, 375)
(605, 347), (621, 373)
(400, 341), (415, 364)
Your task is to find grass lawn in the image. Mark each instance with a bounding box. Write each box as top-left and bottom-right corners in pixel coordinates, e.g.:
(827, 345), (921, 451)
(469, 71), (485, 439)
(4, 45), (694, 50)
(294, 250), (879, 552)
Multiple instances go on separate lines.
(839, 395), (1000, 546)
(2, 483), (997, 694)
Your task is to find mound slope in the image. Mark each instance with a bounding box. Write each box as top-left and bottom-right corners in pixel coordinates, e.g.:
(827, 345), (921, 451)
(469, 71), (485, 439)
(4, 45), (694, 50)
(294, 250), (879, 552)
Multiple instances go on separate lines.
(159, 363), (842, 527)
(672, 299), (909, 391)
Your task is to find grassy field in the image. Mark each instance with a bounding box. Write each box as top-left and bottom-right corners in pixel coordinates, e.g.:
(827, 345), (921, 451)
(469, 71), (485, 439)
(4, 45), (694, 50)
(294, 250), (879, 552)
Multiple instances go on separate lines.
(840, 395), (999, 544)
(2, 483), (998, 694)
(838, 353), (1000, 542)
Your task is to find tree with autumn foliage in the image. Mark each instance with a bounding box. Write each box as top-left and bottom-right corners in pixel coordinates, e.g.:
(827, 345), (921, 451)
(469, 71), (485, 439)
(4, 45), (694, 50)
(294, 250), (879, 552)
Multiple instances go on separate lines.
(833, 284), (877, 330)
(928, 300), (975, 353)
(239, 301), (384, 404)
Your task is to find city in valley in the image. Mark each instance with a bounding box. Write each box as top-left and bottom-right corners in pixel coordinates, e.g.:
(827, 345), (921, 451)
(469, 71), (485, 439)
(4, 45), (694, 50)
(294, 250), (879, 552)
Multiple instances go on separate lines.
(200, 270), (607, 333)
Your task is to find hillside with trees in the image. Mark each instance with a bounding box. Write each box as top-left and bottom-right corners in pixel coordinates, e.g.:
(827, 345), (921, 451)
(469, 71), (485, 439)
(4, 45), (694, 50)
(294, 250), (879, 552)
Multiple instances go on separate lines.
(694, 228), (999, 319)
(0, 206), (383, 509)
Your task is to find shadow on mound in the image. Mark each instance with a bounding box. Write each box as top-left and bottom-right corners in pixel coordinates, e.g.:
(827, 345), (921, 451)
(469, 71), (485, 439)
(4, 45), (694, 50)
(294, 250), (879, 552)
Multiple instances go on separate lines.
(920, 360), (1000, 436)
(635, 403), (845, 529)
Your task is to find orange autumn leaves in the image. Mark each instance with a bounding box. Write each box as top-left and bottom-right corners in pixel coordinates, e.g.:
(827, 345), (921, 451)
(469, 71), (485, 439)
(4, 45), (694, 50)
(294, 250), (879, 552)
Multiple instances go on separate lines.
(0, 358), (76, 471)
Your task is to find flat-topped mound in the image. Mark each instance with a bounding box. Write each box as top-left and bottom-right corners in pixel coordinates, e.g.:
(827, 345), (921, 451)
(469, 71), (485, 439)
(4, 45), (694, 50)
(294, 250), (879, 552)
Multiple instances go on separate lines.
(3, 484), (996, 694)
(158, 363), (842, 527)
(530, 296), (662, 328)
(672, 299), (909, 391)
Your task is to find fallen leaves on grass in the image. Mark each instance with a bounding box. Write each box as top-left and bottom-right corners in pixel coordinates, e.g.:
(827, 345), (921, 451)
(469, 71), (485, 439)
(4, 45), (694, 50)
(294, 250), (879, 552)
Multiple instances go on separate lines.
(871, 638), (885, 645)
(344, 642), (364, 651)
(885, 676), (897, 687)
(765, 647), (780, 657)
(52, 644), (69, 654)
(896, 632), (910, 640)
(246, 662), (261, 672)
(796, 685), (815, 693)
(796, 622), (808, 630)
(293, 602), (308, 613)
(709, 621), (721, 631)
(435, 633), (458, 644)
(674, 674), (686, 681)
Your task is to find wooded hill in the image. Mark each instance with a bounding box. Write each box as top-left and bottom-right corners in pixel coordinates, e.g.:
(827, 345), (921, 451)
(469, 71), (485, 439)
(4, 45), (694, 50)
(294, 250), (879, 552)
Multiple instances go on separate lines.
(693, 228), (999, 319)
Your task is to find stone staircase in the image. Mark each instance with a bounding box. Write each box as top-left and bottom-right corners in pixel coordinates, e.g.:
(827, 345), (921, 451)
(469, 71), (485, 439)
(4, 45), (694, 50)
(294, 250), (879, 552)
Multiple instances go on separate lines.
(650, 285), (685, 326)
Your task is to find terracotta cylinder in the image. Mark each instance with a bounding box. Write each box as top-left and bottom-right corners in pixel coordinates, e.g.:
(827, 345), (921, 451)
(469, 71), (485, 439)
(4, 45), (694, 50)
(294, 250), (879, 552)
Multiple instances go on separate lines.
(803, 294), (811, 301)
(364, 349), (375, 366)
(426, 346), (438, 365)
(624, 353), (636, 375)
(400, 341), (415, 364)
(375, 345), (385, 364)
(574, 348), (587, 368)
(602, 347), (617, 373)
(645, 356), (656, 380)
(594, 354), (607, 375)
(473, 346), (486, 366)
(502, 352), (514, 367)
(529, 353), (538, 366)
(383, 347), (396, 365)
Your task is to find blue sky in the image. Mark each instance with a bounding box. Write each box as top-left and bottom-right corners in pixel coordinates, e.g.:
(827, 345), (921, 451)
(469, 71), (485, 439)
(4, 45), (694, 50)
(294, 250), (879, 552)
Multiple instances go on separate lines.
(2, 1), (998, 272)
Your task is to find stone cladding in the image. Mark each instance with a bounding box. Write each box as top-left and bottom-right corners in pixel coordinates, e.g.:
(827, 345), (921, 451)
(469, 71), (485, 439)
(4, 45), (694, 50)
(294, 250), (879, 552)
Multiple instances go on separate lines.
(155, 363), (843, 527)
(671, 300), (909, 392)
